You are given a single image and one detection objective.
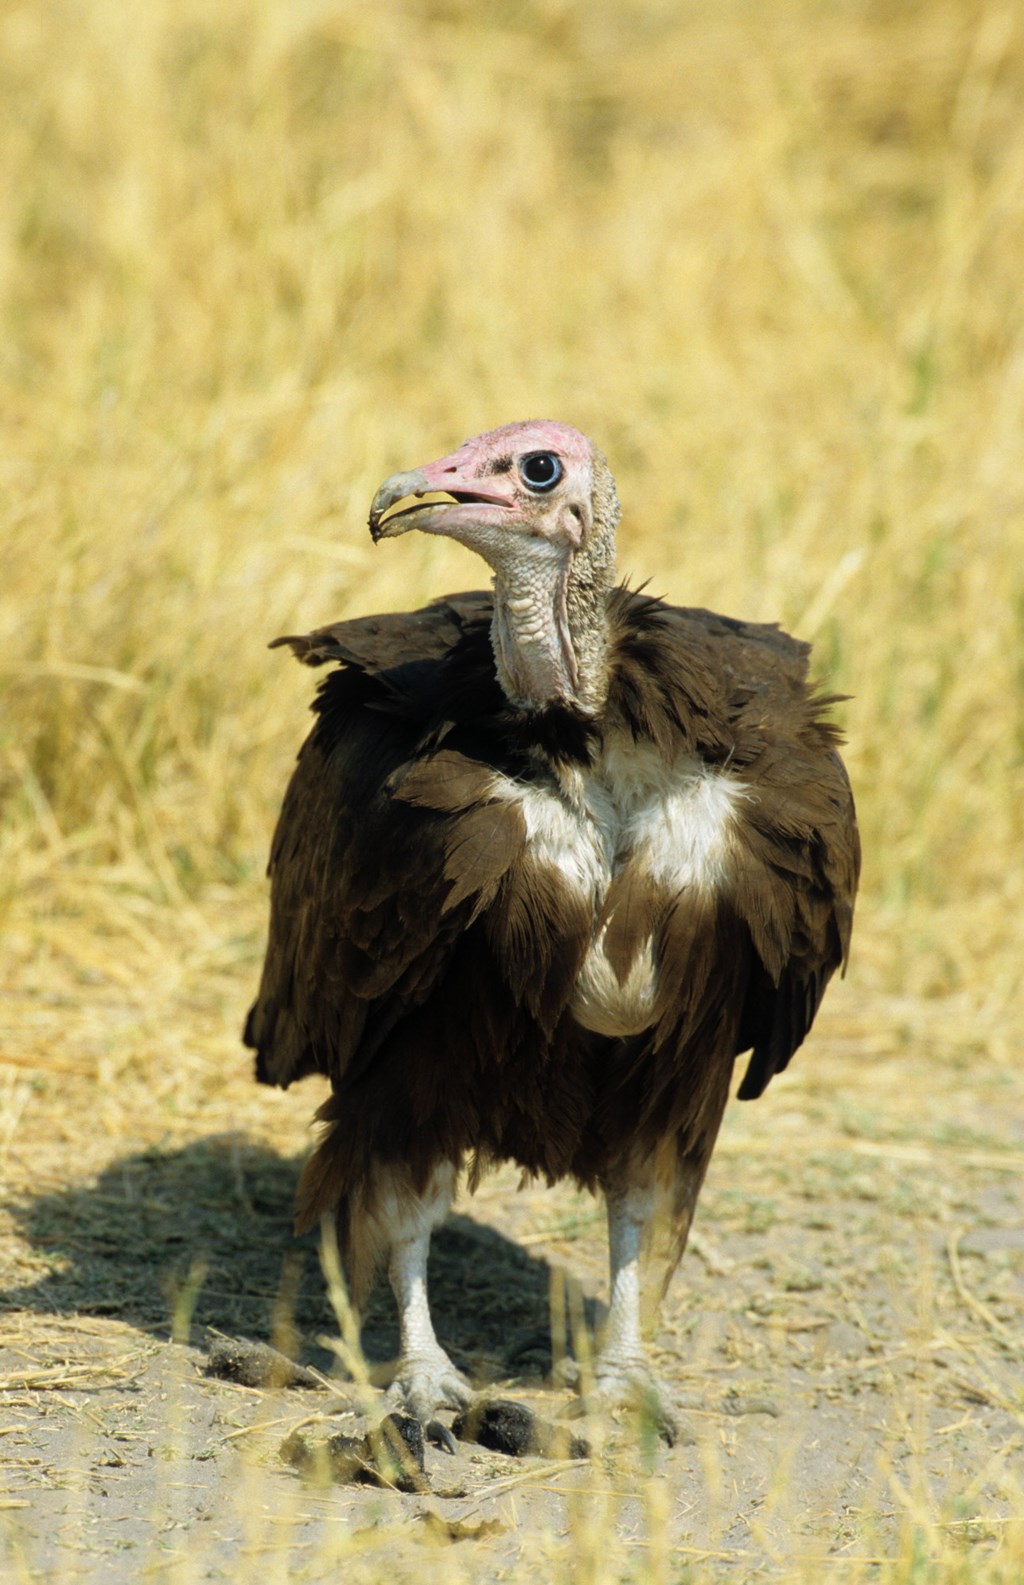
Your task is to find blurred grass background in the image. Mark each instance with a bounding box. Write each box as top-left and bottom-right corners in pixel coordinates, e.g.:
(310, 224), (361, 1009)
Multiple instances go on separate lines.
(1, 3), (1023, 1578)
(2, 0), (1022, 1021)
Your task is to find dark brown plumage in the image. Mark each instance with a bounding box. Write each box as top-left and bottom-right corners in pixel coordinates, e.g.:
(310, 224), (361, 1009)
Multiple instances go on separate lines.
(244, 421), (859, 1444)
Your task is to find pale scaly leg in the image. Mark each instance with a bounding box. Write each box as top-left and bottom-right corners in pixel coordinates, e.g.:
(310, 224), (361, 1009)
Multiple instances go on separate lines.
(601, 1172), (654, 1384)
(572, 1152), (708, 1445)
(382, 1162), (471, 1450)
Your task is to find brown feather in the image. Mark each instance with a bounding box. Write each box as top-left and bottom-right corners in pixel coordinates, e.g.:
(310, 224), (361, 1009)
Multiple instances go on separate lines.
(245, 585), (859, 1279)
(601, 865), (661, 985)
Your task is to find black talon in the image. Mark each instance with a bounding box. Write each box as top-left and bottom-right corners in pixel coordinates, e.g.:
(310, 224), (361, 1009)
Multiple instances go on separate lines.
(568, 1372), (686, 1447)
(425, 1417), (459, 1454)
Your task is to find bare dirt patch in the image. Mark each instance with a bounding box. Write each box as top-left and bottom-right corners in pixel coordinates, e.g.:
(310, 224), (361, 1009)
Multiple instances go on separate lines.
(2, 988), (1022, 1581)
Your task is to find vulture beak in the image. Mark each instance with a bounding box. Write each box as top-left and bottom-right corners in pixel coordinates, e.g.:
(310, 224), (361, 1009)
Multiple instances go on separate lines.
(368, 462), (515, 542)
(371, 489), (463, 541)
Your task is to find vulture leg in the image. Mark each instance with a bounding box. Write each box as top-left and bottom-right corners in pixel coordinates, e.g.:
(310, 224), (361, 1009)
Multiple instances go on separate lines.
(381, 1162), (471, 1450)
(579, 1163), (680, 1445)
(571, 1148), (708, 1446)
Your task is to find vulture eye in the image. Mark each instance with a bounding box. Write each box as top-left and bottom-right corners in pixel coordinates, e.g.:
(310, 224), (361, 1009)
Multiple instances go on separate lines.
(518, 452), (562, 493)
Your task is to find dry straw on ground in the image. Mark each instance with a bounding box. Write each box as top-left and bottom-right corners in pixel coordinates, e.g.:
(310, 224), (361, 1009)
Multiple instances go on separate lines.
(1, 0), (1022, 1581)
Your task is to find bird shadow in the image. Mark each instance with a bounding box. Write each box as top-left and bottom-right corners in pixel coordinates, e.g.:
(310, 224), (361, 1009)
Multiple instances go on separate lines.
(1, 1135), (597, 1385)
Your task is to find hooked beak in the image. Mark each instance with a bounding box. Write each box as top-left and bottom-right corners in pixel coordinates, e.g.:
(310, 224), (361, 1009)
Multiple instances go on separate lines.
(368, 462), (514, 542)
(370, 489), (464, 540)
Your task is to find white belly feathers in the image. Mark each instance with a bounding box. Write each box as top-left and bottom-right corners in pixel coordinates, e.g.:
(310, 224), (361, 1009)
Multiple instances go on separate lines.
(489, 738), (746, 1038)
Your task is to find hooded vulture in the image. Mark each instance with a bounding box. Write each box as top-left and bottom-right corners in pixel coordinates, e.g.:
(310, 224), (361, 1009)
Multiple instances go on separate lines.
(244, 420), (859, 1445)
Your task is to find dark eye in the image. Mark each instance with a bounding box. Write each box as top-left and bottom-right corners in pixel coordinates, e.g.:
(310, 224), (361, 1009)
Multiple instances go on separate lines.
(518, 452), (562, 492)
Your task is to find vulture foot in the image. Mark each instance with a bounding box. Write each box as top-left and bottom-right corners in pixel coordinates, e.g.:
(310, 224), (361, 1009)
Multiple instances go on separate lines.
(385, 1348), (472, 1453)
(569, 1358), (684, 1447)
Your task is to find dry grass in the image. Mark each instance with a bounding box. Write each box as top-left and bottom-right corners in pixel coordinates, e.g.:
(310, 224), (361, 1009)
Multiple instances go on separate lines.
(1, 0), (1023, 1579)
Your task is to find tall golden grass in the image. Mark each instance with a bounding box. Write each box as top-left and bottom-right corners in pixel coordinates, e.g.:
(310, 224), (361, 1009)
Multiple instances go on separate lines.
(3, 0), (1022, 1022)
(1, 2), (1023, 1577)
(3, 0), (1023, 1004)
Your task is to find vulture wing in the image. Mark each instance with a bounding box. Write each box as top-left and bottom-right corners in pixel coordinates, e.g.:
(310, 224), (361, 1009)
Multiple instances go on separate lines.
(244, 592), (507, 1095)
(607, 594), (859, 1102)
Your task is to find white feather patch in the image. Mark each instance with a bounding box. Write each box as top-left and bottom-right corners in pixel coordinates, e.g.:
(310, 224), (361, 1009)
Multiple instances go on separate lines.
(490, 739), (746, 1037)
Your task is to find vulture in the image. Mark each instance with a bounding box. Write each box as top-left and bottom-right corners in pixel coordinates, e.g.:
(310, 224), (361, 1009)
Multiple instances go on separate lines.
(245, 420), (859, 1445)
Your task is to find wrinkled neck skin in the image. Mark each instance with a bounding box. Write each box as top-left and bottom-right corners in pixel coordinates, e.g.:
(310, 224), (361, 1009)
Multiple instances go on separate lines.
(489, 545), (612, 718)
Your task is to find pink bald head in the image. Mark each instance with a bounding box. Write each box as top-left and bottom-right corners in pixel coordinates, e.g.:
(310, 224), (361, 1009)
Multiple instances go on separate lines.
(368, 420), (620, 712)
(368, 420), (610, 567)
(422, 419), (593, 496)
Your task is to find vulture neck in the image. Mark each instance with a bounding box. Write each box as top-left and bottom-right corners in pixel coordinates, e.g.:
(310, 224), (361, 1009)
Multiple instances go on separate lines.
(490, 553), (612, 718)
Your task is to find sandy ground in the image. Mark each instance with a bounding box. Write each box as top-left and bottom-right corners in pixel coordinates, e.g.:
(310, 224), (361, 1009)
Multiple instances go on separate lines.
(1, 990), (1022, 1581)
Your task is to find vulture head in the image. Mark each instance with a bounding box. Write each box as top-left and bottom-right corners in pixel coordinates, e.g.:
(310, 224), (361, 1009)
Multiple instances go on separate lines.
(368, 421), (620, 715)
